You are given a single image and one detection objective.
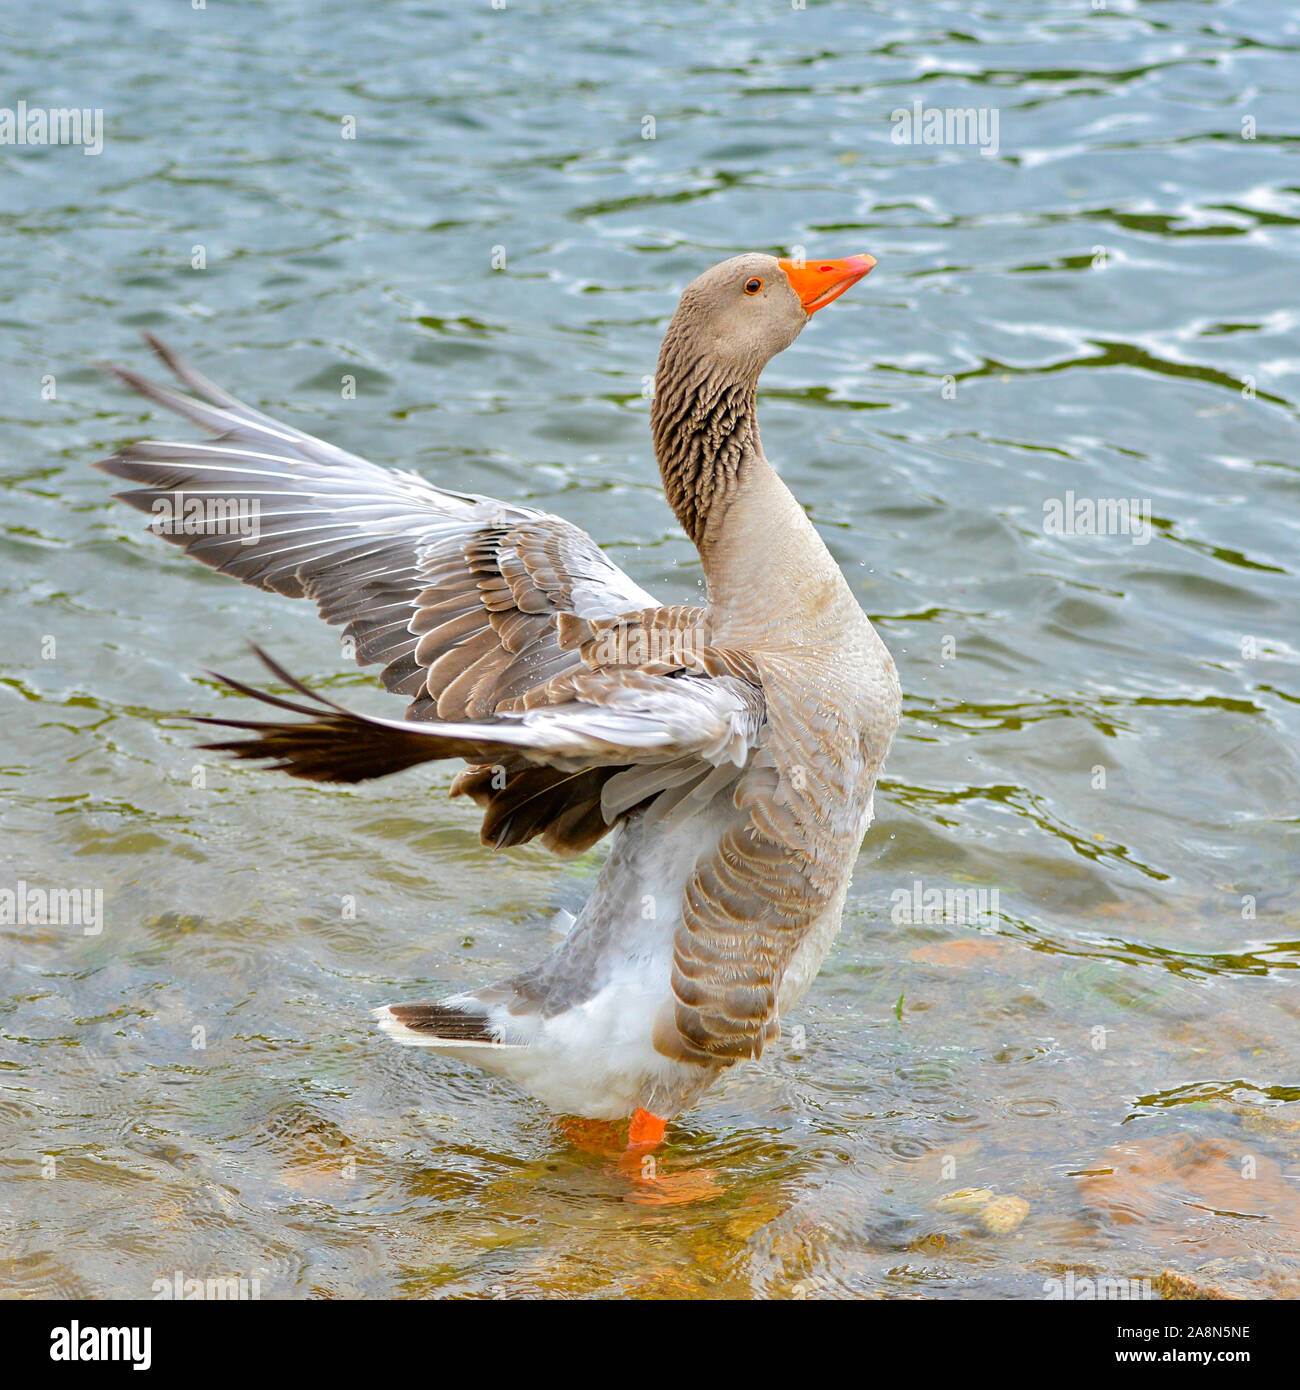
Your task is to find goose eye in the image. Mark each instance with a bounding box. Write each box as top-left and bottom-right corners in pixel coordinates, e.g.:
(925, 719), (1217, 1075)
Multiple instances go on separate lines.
(744, 277), (763, 295)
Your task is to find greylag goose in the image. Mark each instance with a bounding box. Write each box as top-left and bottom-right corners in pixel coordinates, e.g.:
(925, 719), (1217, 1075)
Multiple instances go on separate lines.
(97, 252), (900, 1161)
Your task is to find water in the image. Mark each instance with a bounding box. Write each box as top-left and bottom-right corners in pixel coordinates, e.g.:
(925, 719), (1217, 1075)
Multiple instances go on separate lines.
(2, 0), (1298, 1299)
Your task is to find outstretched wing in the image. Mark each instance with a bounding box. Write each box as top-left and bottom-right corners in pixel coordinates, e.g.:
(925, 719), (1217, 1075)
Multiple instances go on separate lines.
(95, 334), (660, 723)
(98, 336), (765, 854)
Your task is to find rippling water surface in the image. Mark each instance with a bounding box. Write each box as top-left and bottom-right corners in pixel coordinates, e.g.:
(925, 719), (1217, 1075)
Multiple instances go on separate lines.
(2, 0), (1298, 1299)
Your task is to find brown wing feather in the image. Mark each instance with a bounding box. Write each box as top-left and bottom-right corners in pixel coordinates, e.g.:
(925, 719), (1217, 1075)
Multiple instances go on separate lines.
(99, 338), (736, 852)
(449, 610), (770, 854)
(96, 338), (659, 729)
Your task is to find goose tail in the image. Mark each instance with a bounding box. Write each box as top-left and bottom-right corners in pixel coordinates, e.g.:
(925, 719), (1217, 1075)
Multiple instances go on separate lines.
(372, 1001), (525, 1051)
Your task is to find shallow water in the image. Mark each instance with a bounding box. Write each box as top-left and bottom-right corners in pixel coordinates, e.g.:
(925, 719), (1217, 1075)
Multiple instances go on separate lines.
(2, 0), (1298, 1299)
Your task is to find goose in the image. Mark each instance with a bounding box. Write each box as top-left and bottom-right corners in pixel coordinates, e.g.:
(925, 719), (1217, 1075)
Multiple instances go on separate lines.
(96, 252), (901, 1169)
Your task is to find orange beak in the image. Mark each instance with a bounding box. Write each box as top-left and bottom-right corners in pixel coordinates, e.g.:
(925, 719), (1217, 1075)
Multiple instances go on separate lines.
(777, 253), (876, 314)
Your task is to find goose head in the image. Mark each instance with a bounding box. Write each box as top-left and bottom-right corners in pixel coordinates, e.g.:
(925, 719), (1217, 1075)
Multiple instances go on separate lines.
(657, 251), (876, 384)
(650, 250), (875, 544)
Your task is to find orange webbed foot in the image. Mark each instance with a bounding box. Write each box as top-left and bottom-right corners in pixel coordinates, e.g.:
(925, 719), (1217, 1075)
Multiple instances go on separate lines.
(618, 1109), (723, 1205)
(628, 1107), (667, 1147)
(617, 1107), (668, 1176)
